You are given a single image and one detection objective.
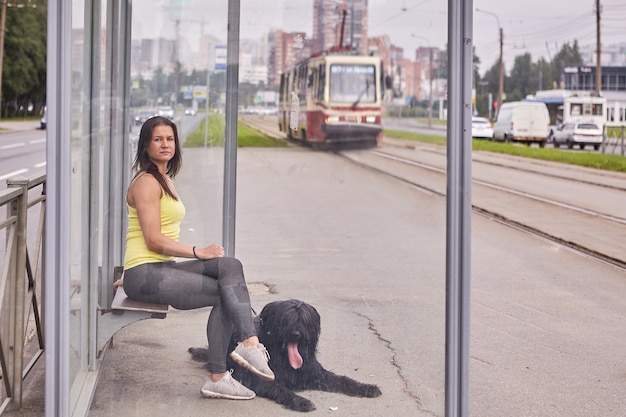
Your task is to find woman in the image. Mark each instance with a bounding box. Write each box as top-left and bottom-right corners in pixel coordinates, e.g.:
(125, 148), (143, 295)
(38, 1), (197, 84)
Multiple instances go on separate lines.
(119, 115), (273, 400)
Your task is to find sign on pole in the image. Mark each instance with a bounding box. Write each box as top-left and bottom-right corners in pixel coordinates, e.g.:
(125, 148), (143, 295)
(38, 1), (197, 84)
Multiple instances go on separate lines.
(215, 45), (227, 71)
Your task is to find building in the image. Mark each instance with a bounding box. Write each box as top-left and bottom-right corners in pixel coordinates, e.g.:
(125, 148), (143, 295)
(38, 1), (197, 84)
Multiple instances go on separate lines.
(580, 42), (626, 67)
(312, 0), (368, 54)
(563, 65), (626, 102)
(267, 30), (311, 87)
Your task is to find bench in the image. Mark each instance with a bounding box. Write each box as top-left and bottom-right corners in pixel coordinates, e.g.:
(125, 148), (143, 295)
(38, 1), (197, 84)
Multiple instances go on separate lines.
(111, 285), (168, 317)
(97, 266), (170, 355)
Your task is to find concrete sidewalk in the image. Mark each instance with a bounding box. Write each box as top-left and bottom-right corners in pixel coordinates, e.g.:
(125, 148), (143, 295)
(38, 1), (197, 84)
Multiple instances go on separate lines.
(6, 146), (444, 417)
(85, 147), (442, 417)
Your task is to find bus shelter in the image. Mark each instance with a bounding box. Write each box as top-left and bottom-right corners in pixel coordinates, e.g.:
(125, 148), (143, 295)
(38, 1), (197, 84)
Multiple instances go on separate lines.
(41, 1), (473, 416)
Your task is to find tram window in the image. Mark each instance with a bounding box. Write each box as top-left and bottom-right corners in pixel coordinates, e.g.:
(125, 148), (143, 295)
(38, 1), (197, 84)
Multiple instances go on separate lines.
(329, 64), (376, 103)
(318, 65), (325, 101)
(279, 74), (286, 103)
(591, 103), (602, 116)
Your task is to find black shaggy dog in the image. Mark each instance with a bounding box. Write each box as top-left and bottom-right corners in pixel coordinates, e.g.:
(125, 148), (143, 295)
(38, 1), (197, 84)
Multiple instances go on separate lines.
(188, 299), (382, 412)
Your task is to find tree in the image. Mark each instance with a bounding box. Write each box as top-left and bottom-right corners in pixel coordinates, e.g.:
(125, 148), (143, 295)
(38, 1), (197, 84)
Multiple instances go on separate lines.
(507, 53), (534, 102)
(534, 58), (554, 92)
(475, 61), (503, 117)
(551, 41), (583, 88)
(2, 0), (47, 117)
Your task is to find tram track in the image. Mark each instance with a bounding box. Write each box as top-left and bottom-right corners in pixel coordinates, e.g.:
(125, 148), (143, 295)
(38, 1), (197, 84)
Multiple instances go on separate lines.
(413, 146), (626, 192)
(336, 147), (626, 273)
(239, 114), (626, 272)
(370, 150), (626, 226)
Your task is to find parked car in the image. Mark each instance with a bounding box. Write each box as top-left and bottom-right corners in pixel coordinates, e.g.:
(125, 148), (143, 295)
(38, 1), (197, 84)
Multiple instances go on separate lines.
(471, 116), (493, 139)
(492, 101), (550, 147)
(133, 109), (157, 125)
(158, 106), (175, 119)
(552, 122), (603, 150)
(40, 107), (47, 130)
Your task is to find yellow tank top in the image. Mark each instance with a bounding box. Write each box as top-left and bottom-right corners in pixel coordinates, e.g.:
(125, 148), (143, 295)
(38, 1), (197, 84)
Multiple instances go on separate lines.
(123, 191), (186, 270)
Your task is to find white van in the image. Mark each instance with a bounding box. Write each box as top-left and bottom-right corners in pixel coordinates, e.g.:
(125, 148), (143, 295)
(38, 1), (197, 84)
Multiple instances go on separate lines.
(492, 101), (550, 147)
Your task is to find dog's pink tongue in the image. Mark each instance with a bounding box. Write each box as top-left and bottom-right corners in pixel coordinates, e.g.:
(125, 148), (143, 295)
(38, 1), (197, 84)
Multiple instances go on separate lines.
(287, 342), (303, 369)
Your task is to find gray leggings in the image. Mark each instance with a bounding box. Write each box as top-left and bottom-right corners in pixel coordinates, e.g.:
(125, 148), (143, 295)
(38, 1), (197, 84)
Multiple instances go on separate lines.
(123, 257), (256, 374)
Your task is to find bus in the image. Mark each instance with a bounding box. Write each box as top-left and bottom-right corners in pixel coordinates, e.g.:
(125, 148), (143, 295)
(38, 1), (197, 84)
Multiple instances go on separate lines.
(547, 94), (607, 140)
(278, 51), (384, 147)
(559, 94), (606, 127)
(526, 90), (610, 135)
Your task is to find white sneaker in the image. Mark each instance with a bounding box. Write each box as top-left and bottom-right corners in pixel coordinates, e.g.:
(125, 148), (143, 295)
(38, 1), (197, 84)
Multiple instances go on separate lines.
(200, 370), (256, 400)
(229, 343), (275, 381)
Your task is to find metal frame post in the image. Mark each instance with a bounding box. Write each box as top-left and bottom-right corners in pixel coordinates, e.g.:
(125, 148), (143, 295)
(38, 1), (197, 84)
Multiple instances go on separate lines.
(45, 0), (72, 415)
(5, 177), (28, 410)
(446, 0), (473, 416)
(222, 0), (241, 257)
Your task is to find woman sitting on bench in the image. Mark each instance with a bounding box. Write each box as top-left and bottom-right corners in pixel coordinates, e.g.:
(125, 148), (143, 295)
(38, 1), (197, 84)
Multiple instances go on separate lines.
(117, 115), (274, 400)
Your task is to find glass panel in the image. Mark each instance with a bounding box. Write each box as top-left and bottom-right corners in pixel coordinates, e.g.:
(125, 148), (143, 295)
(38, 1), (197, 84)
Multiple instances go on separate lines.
(69, 0), (109, 402)
(130, 1), (227, 246)
(93, 1), (453, 415)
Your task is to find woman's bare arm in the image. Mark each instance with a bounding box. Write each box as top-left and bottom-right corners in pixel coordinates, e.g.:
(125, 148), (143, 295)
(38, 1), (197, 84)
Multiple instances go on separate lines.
(128, 173), (223, 259)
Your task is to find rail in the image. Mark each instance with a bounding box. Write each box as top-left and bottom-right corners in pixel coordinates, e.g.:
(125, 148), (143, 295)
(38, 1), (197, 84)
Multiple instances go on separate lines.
(0, 173), (46, 414)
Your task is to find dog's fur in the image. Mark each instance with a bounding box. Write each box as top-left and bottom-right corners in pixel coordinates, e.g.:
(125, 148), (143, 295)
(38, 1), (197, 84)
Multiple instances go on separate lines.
(189, 299), (381, 412)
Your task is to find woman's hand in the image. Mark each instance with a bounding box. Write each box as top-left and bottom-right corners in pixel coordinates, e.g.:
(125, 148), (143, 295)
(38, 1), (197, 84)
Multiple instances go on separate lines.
(195, 244), (225, 260)
(113, 278), (124, 289)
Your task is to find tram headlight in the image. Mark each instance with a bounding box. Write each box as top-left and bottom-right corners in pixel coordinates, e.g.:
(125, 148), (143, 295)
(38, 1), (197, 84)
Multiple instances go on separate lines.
(365, 116), (377, 123)
(326, 116), (340, 124)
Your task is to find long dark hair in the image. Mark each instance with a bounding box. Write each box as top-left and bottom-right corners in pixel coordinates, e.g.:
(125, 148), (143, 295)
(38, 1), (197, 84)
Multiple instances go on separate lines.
(132, 115), (182, 200)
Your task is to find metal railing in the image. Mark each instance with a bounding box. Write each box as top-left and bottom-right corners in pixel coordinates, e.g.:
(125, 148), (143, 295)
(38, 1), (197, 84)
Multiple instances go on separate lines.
(0, 173), (46, 414)
(602, 126), (626, 156)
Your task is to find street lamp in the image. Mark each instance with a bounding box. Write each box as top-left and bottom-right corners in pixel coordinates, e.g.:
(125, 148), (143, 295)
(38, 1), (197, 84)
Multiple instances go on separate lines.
(411, 34), (433, 129)
(476, 8), (503, 121)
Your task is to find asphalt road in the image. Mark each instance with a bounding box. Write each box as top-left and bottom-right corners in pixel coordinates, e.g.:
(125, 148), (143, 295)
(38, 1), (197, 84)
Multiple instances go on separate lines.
(0, 123), (46, 191)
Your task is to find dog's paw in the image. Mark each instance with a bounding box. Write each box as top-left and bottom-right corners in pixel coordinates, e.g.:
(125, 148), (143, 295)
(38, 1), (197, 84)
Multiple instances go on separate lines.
(187, 347), (209, 362)
(287, 396), (316, 412)
(362, 384), (382, 398)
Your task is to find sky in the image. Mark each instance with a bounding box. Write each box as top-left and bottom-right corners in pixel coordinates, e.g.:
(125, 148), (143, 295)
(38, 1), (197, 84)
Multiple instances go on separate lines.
(125, 0), (626, 75)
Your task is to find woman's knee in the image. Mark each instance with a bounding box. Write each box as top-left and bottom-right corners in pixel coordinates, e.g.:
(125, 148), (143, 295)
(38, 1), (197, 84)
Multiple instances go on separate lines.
(219, 256), (243, 273)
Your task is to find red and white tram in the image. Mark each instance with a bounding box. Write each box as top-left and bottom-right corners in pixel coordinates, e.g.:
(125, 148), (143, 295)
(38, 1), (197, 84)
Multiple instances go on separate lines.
(278, 51), (384, 147)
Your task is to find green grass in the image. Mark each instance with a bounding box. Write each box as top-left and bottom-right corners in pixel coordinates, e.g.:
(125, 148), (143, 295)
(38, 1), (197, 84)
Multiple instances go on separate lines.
(416, 117), (448, 126)
(384, 129), (626, 173)
(384, 129), (447, 146)
(183, 115), (287, 148)
(2, 115), (41, 121)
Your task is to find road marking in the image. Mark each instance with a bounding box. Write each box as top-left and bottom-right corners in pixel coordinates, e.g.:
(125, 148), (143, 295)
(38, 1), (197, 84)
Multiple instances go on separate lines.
(29, 139), (46, 144)
(34, 162), (46, 168)
(0, 169), (28, 181)
(1, 142), (25, 149)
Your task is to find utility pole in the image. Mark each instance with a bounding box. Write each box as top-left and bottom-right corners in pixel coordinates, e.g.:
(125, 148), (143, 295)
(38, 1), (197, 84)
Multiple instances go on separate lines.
(412, 34), (433, 128)
(476, 8), (503, 120)
(498, 27), (503, 117)
(428, 47), (433, 128)
(595, 0), (602, 95)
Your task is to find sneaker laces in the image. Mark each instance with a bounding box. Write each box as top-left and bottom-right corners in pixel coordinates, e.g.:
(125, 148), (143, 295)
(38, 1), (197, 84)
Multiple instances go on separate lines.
(223, 369), (235, 382)
(256, 344), (270, 362)
(221, 369), (246, 389)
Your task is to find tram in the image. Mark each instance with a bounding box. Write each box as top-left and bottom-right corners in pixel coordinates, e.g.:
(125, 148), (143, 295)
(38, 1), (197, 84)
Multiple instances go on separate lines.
(278, 51), (384, 147)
